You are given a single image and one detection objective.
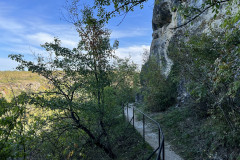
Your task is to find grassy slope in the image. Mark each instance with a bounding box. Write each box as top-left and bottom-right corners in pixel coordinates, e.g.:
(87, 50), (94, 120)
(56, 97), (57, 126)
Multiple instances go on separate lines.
(88, 123), (155, 160)
(115, 126), (155, 160)
(0, 71), (49, 100)
(0, 71), (154, 159)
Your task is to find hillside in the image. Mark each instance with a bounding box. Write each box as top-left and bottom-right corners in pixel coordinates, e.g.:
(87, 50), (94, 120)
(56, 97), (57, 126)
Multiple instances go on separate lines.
(0, 71), (49, 100)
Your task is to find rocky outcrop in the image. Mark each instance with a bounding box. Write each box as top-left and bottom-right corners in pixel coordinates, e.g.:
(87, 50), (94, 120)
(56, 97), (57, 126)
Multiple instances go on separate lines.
(150, 0), (179, 77)
(149, 0), (230, 103)
(152, 1), (172, 31)
(150, 0), (227, 77)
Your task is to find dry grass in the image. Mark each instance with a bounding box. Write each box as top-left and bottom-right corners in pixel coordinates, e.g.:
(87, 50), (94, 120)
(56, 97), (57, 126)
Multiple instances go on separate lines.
(0, 71), (49, 101)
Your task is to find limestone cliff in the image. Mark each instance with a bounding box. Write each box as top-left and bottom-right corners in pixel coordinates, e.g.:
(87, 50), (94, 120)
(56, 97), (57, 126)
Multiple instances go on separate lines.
(150, 0), (226, 77)
(150, 0), (232, 104)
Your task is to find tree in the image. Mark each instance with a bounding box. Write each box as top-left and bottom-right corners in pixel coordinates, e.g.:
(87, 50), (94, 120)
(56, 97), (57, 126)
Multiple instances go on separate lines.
(0, 93), (31, 160)
(91, 0), (239, 29)
(140, 55), (177, 111)
(9, 8), (120, 159)
(111, 58), (139, 105)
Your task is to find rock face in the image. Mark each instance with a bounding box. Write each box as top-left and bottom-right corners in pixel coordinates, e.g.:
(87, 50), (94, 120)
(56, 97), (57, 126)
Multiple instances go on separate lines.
(150, 0), (175, 77)
(150, 0), (209, 77)
(152, 1), (172, 31)
(149, 0), (228, 103)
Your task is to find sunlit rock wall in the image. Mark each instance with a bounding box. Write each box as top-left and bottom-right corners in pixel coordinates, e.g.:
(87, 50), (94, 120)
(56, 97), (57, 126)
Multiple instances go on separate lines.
(150, 0), (225, 77)
(150, 0), (233, 104)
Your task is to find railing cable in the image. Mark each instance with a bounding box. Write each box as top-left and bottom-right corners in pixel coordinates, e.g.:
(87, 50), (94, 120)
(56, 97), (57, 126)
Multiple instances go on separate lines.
(125, 103), (165, 160)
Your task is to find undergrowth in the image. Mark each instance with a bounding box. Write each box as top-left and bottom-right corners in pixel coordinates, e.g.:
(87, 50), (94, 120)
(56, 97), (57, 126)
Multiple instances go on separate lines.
(81, 117), (155, 160)
(151, 106), (240, 160)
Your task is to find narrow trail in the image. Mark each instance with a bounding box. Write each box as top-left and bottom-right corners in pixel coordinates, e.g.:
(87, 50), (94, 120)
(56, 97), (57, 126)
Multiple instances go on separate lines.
(124, 103), (183, 160)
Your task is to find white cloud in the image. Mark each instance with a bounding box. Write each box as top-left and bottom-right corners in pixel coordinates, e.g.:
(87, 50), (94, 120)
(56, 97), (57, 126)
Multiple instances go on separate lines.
(0, 58), (19, 71)
(0, 4), (151, 71)
(26, 32), (54, 45)
(0, 2), (15, 15)
(61, 39), (78, 48)
(0, 2), (22, 32)
(25, 32), (79, 49)
(0, 11), (79, 49)
(0, 16), (24, 32)
(4, 44), (46, 56)
(111, 28), (151, 39)
(1, 44), (150, 71)
(115, 45), (150, 68)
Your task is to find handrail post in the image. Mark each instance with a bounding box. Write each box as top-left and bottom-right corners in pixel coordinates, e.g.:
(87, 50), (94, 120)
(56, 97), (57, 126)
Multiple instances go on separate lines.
(143, 114), (145, 160)
(122, 103), (124, 120)
(133, 107), (134, 127)
(143, 114), (145, 142)
(162, 138), (165, 160)
(158, 129), (161, 160)
(159, 129), (161, 151)
(127, 103), (129, 120)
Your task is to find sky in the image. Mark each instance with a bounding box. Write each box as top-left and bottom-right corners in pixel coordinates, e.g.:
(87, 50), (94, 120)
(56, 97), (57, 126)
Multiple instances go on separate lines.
(0, 0), (154, 71)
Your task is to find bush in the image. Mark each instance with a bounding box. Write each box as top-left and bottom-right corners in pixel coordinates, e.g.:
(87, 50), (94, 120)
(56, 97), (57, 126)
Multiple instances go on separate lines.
(166, 26), (240, 158)
(140, 57), (177, 112)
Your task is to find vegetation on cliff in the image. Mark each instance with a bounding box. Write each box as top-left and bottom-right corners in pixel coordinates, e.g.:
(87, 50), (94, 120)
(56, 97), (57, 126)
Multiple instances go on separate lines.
(140, 14), (240, 159)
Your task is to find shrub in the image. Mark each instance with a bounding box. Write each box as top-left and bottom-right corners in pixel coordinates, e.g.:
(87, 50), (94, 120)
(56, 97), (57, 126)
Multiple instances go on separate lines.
(167, 27), (240, 154)
(140, 56), (177, 112)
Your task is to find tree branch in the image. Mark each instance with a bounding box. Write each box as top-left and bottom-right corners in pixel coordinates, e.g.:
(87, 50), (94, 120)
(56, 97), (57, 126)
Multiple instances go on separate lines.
(171, 0), (230, 30)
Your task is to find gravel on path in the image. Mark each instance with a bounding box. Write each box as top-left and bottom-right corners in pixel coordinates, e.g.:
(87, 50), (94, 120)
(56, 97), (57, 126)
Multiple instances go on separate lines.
(124, 103), (183, 160)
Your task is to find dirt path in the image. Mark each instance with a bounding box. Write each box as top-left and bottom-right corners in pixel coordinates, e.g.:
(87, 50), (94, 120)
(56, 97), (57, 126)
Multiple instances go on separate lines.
(124, 103), (183, 160)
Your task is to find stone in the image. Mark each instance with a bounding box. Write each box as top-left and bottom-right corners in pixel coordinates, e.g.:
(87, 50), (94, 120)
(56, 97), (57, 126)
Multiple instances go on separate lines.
(152, 1), (172, 30)
(149, 0), (237, 105)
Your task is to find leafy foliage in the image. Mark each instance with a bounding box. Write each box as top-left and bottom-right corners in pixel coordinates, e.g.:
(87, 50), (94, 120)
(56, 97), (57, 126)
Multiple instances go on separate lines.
(166, 23), (240, 159)
(3, 7), (142, 159)
(174, 0), (240, 29)
(0, 93), (34, 159)
(140, 56), (177, 112)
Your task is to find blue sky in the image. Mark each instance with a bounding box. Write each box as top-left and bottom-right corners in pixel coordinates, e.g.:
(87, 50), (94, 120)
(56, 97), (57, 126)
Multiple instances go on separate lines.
(0, 0), (154, 70)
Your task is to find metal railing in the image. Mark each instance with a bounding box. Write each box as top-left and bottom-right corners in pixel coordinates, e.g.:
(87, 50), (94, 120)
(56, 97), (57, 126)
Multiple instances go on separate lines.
(125, 103), (165, 160)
